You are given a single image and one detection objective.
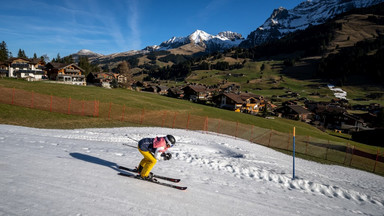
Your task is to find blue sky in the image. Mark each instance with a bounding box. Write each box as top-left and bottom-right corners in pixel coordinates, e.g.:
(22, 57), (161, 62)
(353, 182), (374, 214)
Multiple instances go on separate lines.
(0, 0), (304, 59)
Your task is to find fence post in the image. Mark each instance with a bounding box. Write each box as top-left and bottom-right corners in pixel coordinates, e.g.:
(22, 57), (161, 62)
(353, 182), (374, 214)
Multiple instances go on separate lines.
(217, 119), (221, 134)
(349, 145), (355, 167)
(186, 114), (190, 129)
(68, 97), (71, 115)
(305, 136), (309, 154)
(161, 111), (167, 127)
(93, 100), (97, 117)
(81, 100), (85, 116)
(140, 108), (145, 125)
(373, 149), (380, 173)
(250, 125), (254, 141)
(286, 132), (291, 150)
(108, 102), (112, 119)
(325, 140), (330, 160)
(204, 116), (208, 132)
(235, 121), (239, 138)
(50, 95), (53, 112)
(121, 105), (126, 121)
(30, 91), (34, 108)
(172, 112), (177, 128)
(96, 101), (99, 117)
(343, 143), (349, 165)
(12, 88), (15, 105)
(268, 130), (272, 147)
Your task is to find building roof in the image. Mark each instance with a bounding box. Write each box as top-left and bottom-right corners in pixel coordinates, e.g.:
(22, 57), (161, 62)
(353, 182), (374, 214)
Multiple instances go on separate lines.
(288, 105), (312, 114)
(223, 93), (244, 104)
(157, 85), (169, 91)
(47, 63), (85, 72)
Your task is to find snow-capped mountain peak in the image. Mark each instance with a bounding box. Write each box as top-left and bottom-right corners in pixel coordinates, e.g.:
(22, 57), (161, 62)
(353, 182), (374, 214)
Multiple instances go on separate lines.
(70, 49), (104, 63)
(189, 30), (212, 44)
(158, 29), (244, 52)
(241, 0), (384, 47)
(78, 49), (93, 55)
(75, 49), (103, 57)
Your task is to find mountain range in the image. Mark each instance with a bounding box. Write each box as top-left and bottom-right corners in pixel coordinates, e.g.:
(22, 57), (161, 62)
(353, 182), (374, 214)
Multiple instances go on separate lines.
(240, 0), (384, 47)
(153, 30), (243, 52)
(72, 0), (384, 62)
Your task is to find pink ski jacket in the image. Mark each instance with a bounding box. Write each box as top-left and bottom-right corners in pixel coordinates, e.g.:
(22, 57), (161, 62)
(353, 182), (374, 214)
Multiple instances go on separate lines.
(152, 137), (170, 159)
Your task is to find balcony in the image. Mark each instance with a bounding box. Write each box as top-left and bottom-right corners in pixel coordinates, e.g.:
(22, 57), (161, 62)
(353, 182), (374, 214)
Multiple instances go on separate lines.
(64, 69), (81, 74)
(11, 63), (29, 68)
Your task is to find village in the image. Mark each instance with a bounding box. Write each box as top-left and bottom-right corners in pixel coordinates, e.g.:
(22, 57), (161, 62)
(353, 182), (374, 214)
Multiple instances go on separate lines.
(0, 57), (382, 140)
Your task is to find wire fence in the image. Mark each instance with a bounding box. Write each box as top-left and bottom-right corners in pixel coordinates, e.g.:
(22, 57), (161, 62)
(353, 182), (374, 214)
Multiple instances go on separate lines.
(1, 86), (383, 175)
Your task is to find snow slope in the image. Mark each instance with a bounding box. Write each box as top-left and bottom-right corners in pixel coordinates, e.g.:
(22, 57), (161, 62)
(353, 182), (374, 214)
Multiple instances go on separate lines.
(0, 124), (383, 216)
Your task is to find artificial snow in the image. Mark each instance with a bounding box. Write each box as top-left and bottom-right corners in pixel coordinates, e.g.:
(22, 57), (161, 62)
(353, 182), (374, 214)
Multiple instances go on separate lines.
(328, 84), (348, 100)
(0, 124), (383, 215)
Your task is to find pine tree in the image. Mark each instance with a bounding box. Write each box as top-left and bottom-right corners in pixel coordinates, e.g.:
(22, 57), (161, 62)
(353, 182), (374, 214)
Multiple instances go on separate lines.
(55, 53), (61, 62)
(17, 49), (27, 58)
(78, 56), (100, 76)
(0, 41), (9, 61)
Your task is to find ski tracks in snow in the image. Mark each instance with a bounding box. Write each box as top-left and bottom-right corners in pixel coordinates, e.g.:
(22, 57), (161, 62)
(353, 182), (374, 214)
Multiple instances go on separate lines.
(175, 137), (384, 207)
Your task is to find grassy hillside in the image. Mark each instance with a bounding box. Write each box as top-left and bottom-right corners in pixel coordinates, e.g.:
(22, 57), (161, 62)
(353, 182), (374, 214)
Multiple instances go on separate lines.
(1, 78), (380, 151)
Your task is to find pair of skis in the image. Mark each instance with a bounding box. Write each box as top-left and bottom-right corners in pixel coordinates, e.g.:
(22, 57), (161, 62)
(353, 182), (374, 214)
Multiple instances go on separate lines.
(118, 166), (187, 190)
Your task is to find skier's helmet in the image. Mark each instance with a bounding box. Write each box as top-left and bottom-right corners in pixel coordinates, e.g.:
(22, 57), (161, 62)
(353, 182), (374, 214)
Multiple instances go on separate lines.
(165, 135), (176, 147)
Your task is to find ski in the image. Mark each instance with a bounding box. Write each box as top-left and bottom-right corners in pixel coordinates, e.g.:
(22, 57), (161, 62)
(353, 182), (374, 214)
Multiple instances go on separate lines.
(118, 166), (181, 183)
(118, 172), (187, 190)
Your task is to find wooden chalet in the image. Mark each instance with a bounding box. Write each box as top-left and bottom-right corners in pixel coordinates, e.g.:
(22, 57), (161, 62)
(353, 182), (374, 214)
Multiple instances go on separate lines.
(275, 105), (312, 121)
(182, 85), (211, 102)
(86, 72), (118, 88)
(213, 93), (244, 111)
(238, 93), (265, 114)
(156, 86), (169, 95)
(142, 85), (169, 95)
(213, 92), (265, 113)
(45, 63), (85, 86)
(167, 87), (184, 99)
(117, 74), (130, 84)
(143, 85), (157, 93)
(131, 81), (148, 90)
(5, 58), (45, 80)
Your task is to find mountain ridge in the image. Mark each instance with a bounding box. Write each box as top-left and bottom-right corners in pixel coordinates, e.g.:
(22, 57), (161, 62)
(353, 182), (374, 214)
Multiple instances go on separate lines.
(240, 0), (384, 47)
(156, 29), (244, 52)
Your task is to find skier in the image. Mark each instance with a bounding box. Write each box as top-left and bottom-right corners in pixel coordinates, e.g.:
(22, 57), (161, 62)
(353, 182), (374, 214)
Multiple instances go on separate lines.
(136, 135), (176, 180)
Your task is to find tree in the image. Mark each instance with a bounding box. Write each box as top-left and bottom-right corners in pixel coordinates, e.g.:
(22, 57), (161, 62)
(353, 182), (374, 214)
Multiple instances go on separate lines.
(52, 53), (62, 62)
(0, 41), (9, 61)
(62, 55), (74, 64)
(260, 64), (265, 71)
(17, 49), (27, 58)
(117, 61), (130, 75)
(78, 56), (98, 77)
(33, 53), (38, 59)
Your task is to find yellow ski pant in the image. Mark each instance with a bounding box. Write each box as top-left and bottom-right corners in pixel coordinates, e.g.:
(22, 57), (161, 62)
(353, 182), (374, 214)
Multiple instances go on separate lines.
(138, 148), (157, 177)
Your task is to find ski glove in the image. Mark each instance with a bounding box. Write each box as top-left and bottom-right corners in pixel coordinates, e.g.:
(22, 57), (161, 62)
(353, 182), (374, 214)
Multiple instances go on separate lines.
(161, 152), (172, 160)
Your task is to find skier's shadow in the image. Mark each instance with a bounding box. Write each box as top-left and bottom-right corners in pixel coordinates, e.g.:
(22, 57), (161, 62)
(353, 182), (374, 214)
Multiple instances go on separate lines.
(69, 152), (131, 175)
